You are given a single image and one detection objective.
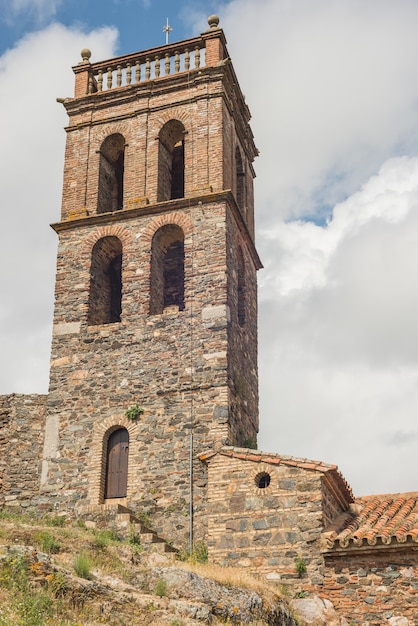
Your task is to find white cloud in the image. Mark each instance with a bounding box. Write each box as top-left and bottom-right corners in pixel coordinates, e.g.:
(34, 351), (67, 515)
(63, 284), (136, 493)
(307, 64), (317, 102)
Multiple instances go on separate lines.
(1, 0), (62, 22)
(0, 23), (117, 392)
(219, 0), (418, 223)
(258, 156), (418, 494)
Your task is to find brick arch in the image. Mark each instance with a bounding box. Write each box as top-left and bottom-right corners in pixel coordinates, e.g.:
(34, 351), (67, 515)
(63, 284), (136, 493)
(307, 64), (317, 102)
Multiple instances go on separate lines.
(94, 122), (131, 147)
(151, 108), (191, 135)
(253, 463), (276, 496)
(141, 212), (193, 246)
(88, 415), (139, 505)
(83, 225), (132, 253)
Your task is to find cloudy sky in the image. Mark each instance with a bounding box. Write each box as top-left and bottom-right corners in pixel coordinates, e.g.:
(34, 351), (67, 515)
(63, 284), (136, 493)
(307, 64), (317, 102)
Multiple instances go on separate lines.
(1, 0), (418, 497)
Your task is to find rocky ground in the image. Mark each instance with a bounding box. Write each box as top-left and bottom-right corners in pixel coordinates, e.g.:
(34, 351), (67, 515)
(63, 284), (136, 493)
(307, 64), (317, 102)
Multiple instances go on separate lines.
(0, 513), (347, 625)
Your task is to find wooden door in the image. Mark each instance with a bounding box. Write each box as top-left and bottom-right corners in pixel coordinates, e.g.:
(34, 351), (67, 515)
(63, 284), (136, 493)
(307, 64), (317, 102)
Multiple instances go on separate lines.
(105, 428), (129, 498)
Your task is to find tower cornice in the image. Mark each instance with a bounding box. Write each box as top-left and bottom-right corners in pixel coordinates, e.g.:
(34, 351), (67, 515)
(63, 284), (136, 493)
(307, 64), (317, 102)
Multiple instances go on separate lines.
(51, 191), (263, 270)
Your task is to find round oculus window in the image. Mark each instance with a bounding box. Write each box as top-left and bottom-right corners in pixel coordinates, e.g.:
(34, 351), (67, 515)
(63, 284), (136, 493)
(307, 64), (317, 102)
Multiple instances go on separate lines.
(255, 472), (271, 489)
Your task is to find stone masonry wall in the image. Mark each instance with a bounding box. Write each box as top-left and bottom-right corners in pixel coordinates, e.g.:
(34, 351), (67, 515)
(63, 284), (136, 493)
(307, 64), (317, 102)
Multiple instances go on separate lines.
(0, 394), (46, 511)
(205, 452), (327, 585)
(226, 208), (259, 447)
(43, 195), (258, 547)
(319, 549), (418, 625)
(205, 451), (418, 624)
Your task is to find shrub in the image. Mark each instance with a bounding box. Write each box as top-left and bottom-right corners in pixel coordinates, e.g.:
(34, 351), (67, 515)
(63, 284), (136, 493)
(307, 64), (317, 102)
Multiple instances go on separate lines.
(125, 404), (144, 420)
(34, 531), (60, 554)
(295, 556), (307, 577)
(154, 578), (167, 597)
(73, 553), (92, 580)
(128, 523), (141, 546)
(178, 540), (208, 564)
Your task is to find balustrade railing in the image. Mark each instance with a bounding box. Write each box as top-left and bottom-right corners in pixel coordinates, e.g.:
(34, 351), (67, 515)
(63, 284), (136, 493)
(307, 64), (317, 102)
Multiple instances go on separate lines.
(86, 37), (206, 94)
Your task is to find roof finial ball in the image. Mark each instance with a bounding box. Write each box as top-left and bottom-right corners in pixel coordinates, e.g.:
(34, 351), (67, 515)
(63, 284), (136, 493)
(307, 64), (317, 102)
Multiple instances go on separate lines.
(207, 15), (220, 30)
(80, 48), (92, 64)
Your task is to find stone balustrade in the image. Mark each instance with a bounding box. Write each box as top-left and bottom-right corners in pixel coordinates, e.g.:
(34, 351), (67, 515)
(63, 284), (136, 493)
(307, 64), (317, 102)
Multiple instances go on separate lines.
(85, 38), (206, 94)
(73, 16), (226, 98)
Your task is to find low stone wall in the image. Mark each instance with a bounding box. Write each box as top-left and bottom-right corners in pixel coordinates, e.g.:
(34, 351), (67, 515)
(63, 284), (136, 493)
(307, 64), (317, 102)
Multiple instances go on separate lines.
(0, 394), (46, 511)
(204, 450), (331, 585)
(318, 548), (418, 625)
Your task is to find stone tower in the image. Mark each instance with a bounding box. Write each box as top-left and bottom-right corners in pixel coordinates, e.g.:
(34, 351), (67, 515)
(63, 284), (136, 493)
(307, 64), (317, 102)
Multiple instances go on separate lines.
(41, 16), (260, 543)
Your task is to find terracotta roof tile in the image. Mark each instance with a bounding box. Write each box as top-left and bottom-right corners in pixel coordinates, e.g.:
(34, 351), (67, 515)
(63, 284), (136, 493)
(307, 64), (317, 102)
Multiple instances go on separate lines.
(323, 492), (418, 551)
(200, 446), (353, 505)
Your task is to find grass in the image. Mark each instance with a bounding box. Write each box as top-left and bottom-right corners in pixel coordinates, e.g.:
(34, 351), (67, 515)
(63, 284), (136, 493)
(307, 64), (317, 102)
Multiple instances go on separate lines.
(0, 512), (299, 625)
(73, 553), (93, 580)
(177, 560), (281, 605)
(93, 529), (120, 550)
(34, 530), (61, 554)
(44, 514), (67, 527)
(0, 509), (36, 524)
(177, 540), (208, 564)
(0, 555), (65, 625)
(154, 578), (168, 597)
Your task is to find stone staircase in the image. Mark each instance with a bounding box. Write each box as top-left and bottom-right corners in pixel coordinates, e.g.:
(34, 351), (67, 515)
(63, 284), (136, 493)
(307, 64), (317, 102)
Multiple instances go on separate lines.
(79, 503), (178, 556)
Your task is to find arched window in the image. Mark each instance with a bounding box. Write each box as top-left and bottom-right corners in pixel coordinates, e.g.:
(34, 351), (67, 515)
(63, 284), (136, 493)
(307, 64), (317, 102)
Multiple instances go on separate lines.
(98, 133), (125, 213)
(237, 246), (246, 326)
(157, 120), (185, 202)
(150, 224), (185, 314)
(235, 146), (246, 216)
(105, 428), (129, 499)
(88, 236), (122, 325)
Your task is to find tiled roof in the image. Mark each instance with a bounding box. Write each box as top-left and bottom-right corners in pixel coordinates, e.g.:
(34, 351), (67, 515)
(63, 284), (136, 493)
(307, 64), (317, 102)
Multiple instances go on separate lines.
(200, 446), (354, 505)
(323, 492), (418, 551)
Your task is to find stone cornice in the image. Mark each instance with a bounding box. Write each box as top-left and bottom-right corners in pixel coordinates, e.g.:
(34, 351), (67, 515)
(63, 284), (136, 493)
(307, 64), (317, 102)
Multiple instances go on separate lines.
(50, 191), (262, 270)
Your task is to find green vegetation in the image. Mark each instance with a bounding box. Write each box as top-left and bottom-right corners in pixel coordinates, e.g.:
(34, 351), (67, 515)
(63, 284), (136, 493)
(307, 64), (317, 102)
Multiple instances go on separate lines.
(154, 578), (168, 597)
(93, 528), (120, 550)
(125, 404), (144, 420)
(234, 373), (246, 398)
(34, 530), (60, 554)
(0, 512), (298, 625)
(178, 540), (208, 564)
(44, 514), (66, 527)
(295, 556), (307, 577)
(128, 522), (141, 547)
(242, 438), (257, 450)
(0, 555), (61, 625)
(73, 553), (93, 580)
(138, 510), (152, 528)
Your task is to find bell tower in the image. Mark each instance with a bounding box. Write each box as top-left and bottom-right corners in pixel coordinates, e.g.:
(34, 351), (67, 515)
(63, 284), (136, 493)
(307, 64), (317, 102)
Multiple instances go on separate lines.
(41, 15), (261, 543)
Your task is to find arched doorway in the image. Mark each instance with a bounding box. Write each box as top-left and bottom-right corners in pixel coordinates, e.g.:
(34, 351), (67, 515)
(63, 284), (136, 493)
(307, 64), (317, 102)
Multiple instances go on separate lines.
(105, 428), (129, 498)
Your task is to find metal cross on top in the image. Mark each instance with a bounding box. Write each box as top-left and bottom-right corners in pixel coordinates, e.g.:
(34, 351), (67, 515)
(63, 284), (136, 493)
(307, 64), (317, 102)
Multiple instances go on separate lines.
(163, 18), (173, 44)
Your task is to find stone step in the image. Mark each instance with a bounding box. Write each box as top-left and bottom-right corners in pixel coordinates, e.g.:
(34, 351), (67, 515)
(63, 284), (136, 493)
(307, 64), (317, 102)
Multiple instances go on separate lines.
(140, 530), (165, 544)
(79, 504), (177, 556)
